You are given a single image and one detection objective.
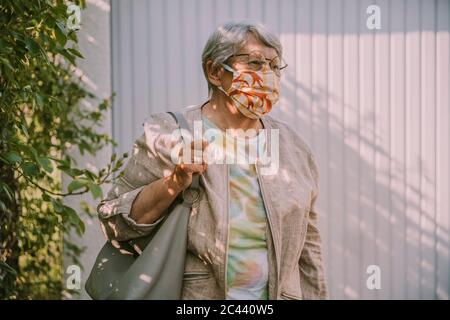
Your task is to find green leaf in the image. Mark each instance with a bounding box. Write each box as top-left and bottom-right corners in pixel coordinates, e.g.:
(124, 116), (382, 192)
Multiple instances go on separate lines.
(21, 162), (39, 176)
(57, 48), (75, 65)
(55, 21), (68, 47)
(67, 48), (83, 59)
(5, 152), (22, 164)
(42, 193), (51, 202)
(20, 123), (29, 138)
(49, 157), (70, 166)
(0, 201), (7, 215)
(24, 37), (41, 55)
(0, 57), (14, 71)
(99, 99), (109, 111)
(35, 94), (45, 108)
(89, 183), (102, 200)
(51, 198), (64, 213)
(76, 219), (85, 235)
(79, 140), (94, 155)
(63, 205), (85, 235)
(0, 182), (15, 203)
(58, 166), (84, 178)
(0, 39), (12, 54)
(37, 156), (53, 173)
(83, 169), (97, 181)
(0, 261), (17, 276)
(15, 144), (38, 160)
(67, 179), (89, 193)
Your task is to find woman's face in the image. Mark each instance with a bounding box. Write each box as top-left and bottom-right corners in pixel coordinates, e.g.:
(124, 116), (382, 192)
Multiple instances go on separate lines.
(220, 33), (279, 92)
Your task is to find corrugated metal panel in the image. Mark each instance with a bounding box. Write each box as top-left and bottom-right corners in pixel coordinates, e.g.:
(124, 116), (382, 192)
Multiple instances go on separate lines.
(111, 0), (450, 299)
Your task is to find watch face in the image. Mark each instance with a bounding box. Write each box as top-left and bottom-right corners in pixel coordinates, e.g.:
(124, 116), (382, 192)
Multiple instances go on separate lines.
(182, 188), (200, 204)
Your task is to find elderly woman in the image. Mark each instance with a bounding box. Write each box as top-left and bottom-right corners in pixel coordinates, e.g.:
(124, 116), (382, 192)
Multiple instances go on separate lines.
(97, 22), (328, 300)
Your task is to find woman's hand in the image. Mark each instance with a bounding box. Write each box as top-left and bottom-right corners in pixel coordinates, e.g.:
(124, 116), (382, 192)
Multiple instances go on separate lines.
(171, 139), (209, 191)
(129, 139), (209, 224)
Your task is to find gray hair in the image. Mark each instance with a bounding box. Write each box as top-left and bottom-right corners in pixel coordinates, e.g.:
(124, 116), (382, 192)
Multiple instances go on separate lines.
(201, 21), (283, 95)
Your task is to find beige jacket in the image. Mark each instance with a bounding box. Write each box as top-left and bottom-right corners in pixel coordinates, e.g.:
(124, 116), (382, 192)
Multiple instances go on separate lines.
(97, 103), (328, 300)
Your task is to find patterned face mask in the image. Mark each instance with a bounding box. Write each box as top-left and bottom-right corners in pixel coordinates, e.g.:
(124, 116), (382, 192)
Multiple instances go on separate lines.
(218, 63), (280, 119)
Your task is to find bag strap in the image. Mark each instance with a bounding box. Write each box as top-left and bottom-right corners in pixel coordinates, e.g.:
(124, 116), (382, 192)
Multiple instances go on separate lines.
(166, 111), (200, 190)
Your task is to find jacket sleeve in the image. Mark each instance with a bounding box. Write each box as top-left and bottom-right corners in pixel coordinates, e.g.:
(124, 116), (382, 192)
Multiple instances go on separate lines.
(97, 113), (179, 242)
(96, 173), (164, 242)
(298, 151), (329, 299)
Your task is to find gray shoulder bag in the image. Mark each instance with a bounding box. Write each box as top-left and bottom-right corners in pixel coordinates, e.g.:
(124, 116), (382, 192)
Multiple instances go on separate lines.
(85, 111), (200, 300)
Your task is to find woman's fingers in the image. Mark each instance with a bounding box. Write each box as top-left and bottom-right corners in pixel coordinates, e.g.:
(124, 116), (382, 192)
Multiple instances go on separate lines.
(178, 139), (209, 165)
(179, 163), (207, 174)
(173, 140), (208, 190)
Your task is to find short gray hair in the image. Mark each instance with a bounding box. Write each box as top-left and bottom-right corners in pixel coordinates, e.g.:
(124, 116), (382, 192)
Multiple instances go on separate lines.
(201, 21), (283, 96)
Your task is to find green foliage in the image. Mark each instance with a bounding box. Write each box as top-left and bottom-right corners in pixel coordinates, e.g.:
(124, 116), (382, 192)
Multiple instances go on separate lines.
(0, 0), (127, 299)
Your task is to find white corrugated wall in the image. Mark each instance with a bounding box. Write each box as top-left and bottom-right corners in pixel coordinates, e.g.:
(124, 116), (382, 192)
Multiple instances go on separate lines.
(110, 0), (450, 299)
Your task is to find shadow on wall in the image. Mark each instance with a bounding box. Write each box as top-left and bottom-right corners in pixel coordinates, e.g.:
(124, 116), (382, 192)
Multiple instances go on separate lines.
(270, 72), (449, 299)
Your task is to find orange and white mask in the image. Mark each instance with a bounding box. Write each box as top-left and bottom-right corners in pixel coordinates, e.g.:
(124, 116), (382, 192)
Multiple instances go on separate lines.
(218, 64), (280, 119)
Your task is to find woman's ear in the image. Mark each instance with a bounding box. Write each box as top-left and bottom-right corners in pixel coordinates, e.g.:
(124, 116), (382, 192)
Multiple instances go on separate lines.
(205, 60), (224, 88)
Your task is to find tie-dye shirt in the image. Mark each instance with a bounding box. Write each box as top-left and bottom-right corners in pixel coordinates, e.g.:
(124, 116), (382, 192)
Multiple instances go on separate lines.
(202, 115), (269, 300)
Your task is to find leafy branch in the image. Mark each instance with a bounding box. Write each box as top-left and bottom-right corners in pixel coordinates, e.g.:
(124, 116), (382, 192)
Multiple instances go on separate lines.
(0, 0), (125, 299)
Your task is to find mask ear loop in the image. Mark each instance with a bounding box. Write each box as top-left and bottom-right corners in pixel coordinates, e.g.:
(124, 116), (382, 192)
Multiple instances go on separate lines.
(215, 63), (232, 96)
(216, 63), (234, 97)
(221, 63), (235, 73)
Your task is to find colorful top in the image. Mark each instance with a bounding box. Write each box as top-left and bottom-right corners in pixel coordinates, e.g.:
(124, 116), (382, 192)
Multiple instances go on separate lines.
(202, 115), (269, 300)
